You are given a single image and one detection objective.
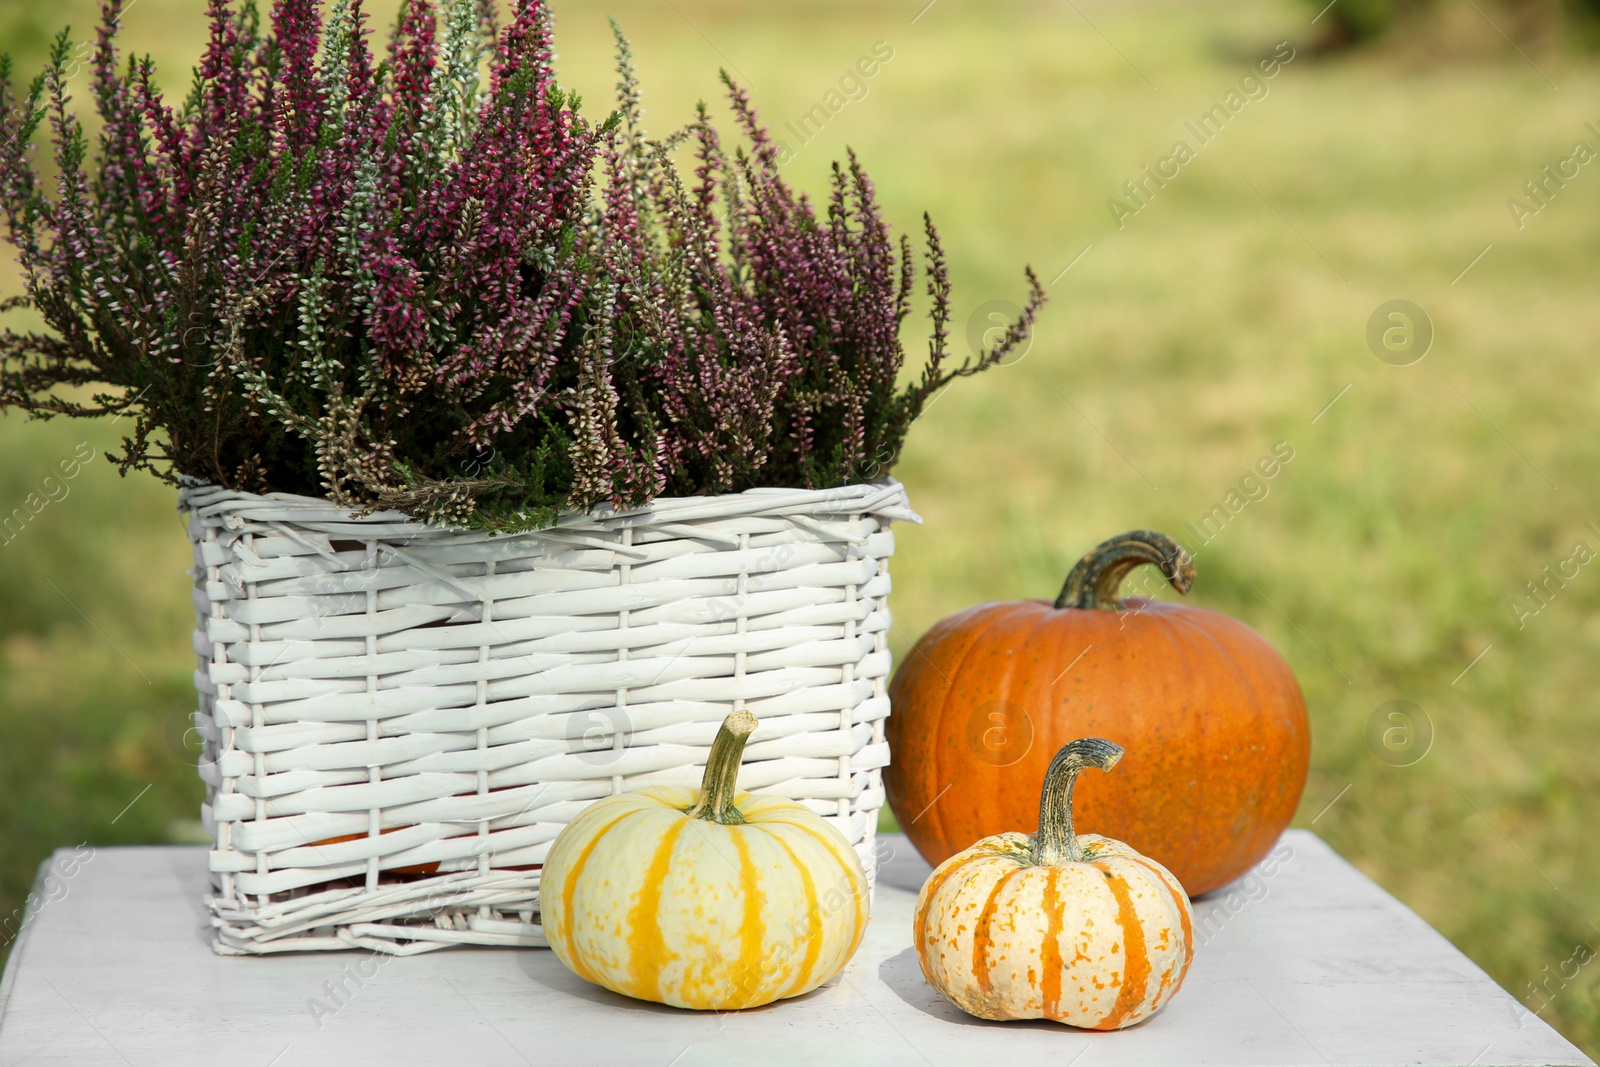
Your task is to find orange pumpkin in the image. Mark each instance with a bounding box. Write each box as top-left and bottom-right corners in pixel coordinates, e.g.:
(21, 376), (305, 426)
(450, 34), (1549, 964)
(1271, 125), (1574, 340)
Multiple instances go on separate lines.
(886, 530), (1309, 897)
(309, 830), (440, 878)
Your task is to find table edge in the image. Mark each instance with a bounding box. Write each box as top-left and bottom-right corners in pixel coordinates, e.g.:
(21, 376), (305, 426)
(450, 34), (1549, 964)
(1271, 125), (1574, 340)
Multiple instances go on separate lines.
(0, 851), (62, 1034)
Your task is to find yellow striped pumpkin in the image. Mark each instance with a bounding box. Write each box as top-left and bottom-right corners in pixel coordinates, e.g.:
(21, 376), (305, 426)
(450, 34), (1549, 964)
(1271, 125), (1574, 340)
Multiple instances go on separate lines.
(541, 711), (868, 1010)
(914, 738), (1194, 1029)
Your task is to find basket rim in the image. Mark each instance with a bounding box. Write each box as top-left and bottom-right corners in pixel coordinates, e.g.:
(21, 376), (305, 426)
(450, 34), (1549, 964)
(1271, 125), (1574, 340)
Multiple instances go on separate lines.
(177, 477), (919, 535)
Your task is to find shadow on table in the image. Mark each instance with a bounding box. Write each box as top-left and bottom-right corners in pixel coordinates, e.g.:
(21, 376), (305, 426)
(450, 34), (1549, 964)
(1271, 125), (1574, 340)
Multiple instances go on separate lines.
(164, 849), (216, 951)
(875, 840), (934, 897)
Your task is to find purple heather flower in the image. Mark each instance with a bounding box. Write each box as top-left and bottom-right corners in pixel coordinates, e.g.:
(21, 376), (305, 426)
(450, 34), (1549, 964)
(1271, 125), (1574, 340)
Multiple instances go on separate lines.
(0, 0), (1044, 528)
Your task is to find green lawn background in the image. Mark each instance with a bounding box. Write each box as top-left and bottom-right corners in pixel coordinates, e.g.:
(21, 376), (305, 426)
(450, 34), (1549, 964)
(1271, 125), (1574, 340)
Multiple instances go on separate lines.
(1, 0), (1597, 1052)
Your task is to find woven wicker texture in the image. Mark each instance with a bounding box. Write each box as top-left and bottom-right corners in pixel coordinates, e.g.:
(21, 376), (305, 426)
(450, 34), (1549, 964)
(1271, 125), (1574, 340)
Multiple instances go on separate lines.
(180, 480), (916, 955)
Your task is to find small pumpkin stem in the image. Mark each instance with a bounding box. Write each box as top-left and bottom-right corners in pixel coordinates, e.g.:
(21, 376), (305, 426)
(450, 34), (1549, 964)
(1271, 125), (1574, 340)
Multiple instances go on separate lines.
(1054, 530), (1195, 611)
(686, 711), (757, 825)
(1032, 738), (1124, 866)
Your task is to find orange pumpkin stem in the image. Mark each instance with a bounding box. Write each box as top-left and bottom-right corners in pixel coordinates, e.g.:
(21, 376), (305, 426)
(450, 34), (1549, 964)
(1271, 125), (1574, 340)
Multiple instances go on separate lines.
(1054, 530), (1196, 611)
(1033, 737), (1124, 866)
(686, 711), (758, 825)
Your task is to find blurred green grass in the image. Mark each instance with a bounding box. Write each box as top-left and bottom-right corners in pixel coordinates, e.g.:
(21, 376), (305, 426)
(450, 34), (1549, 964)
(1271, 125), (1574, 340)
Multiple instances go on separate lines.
(2, 0), (1598, 1052)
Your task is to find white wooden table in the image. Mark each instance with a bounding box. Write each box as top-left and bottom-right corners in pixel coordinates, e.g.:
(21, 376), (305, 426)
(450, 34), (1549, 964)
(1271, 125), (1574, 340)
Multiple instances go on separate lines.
(0, 830), (1590, 1066)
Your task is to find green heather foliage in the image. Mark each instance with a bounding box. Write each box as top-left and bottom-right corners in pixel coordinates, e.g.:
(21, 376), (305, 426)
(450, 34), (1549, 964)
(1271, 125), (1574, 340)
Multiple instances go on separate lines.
(0, 0), (1045, 528)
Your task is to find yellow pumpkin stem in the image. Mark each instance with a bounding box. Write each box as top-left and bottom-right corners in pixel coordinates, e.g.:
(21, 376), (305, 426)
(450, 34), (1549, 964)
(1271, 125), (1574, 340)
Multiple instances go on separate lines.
(1054, 530), (1196, 611)
(686, 710), (758, 825)
(1033, 737), (1124, 866)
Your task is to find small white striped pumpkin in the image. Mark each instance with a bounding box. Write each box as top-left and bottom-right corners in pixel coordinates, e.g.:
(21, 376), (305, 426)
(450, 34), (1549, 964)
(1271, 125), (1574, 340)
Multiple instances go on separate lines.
(914, 738), (1193, 1029)
(541, 711), (868, 1010)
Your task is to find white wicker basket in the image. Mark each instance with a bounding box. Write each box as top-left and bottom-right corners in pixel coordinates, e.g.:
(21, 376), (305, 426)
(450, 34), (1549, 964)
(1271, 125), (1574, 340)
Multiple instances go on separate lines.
(179, 479), (916, 955)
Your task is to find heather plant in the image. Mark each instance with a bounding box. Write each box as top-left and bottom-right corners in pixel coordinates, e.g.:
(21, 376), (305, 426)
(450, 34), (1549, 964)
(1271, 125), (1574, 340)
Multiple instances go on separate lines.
(589, 27), (1045, 504)
(0, 0), (1046, 529)
(1, 0), (609, 527)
